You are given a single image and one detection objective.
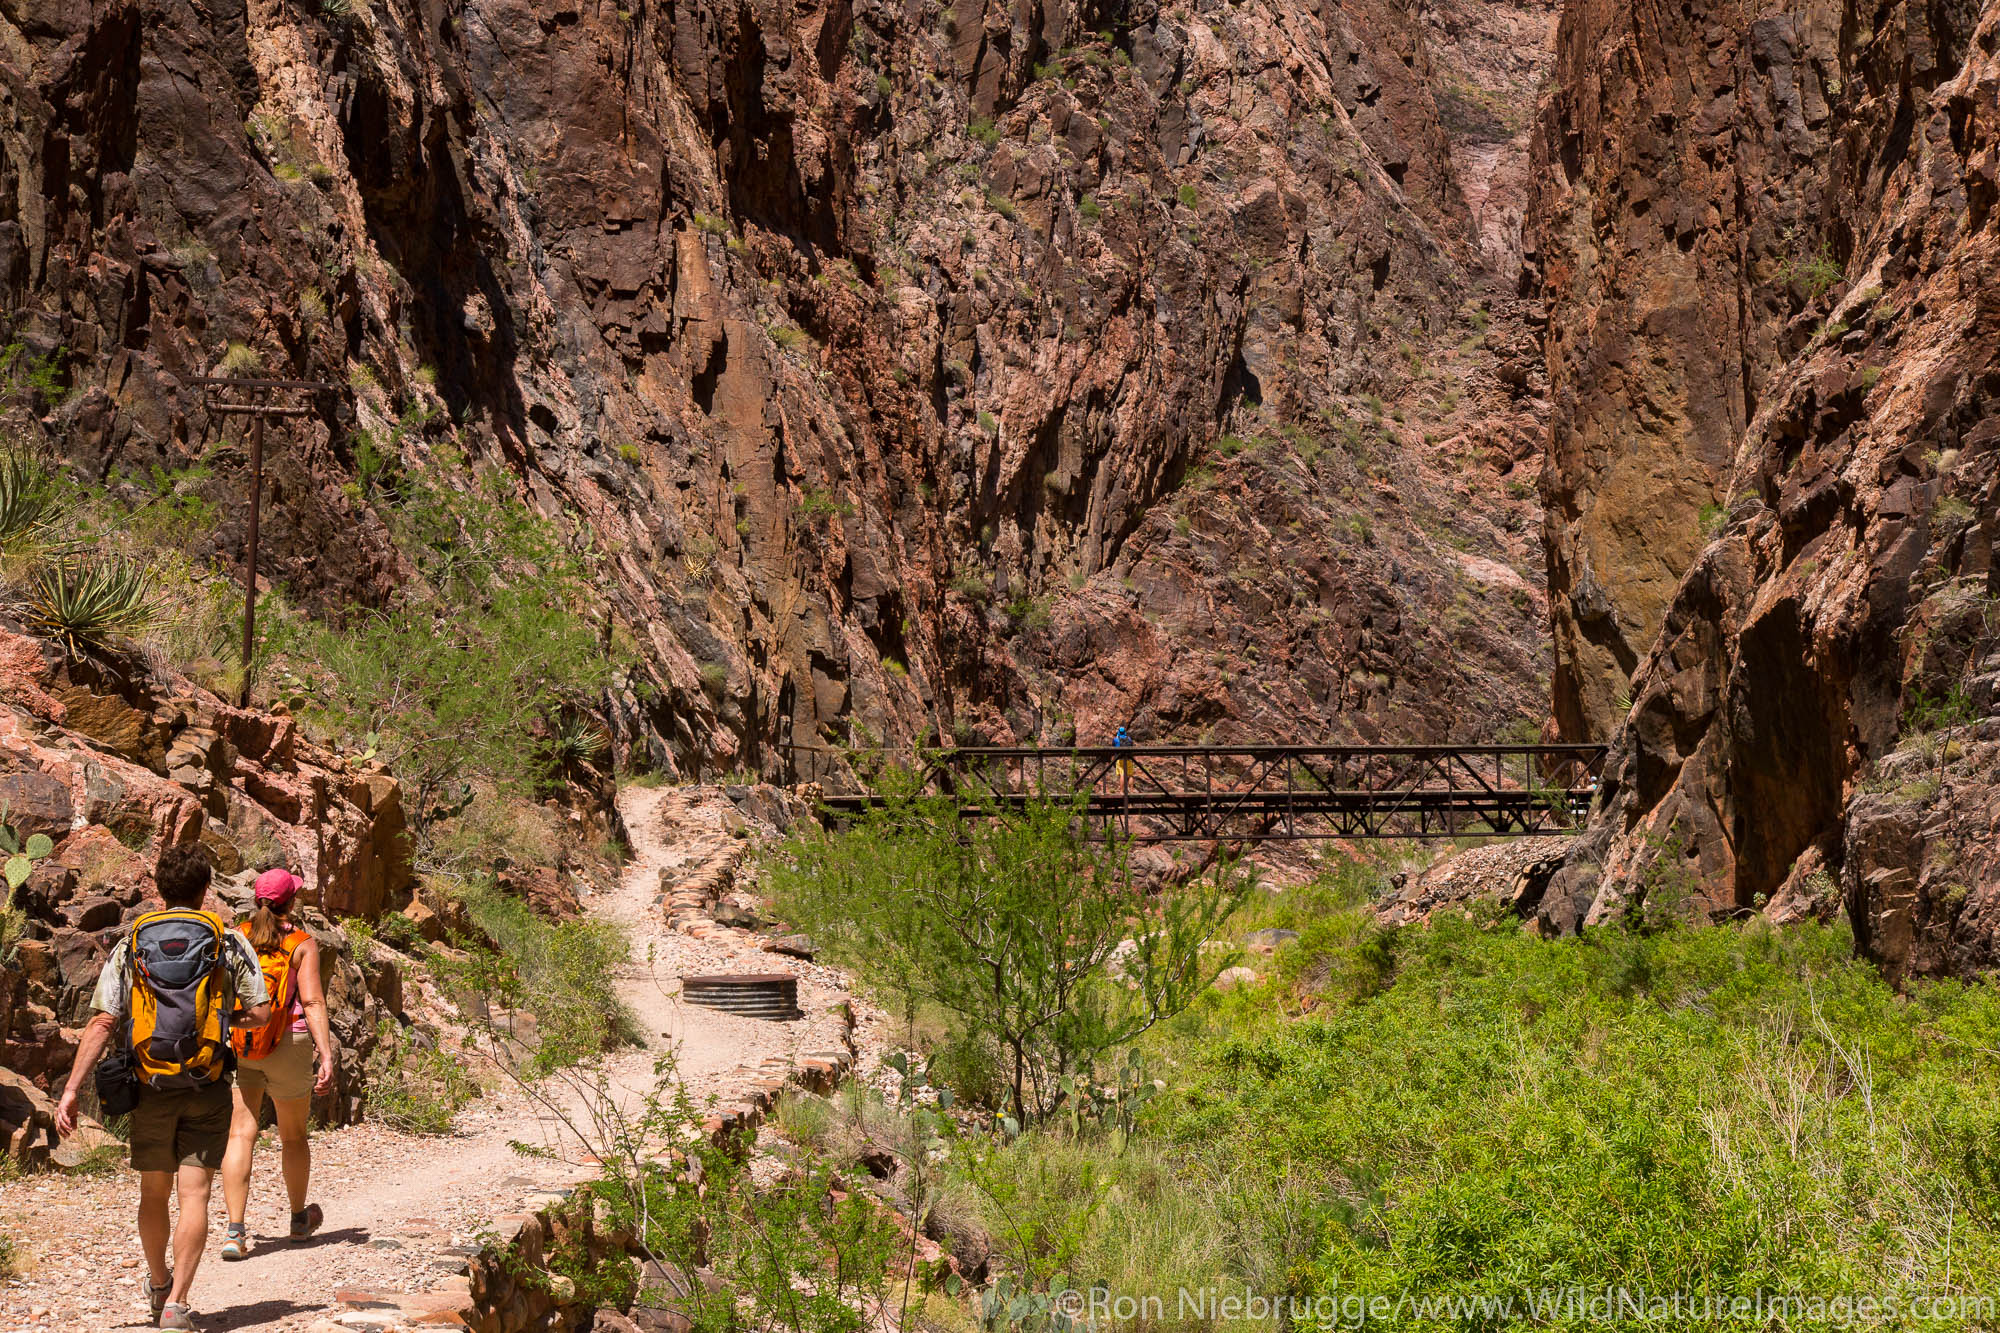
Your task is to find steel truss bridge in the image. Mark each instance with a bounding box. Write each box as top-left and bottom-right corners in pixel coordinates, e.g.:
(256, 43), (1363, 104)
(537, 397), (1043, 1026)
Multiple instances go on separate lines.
(817, 744), (1609, 842)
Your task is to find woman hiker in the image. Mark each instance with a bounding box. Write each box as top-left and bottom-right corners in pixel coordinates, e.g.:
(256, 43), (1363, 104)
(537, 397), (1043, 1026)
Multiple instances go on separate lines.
(219, 867), (338, 1258)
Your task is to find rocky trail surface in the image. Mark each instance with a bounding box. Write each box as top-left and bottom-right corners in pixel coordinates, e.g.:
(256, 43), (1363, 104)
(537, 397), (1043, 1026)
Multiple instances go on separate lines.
(0, 786), (872, 1332)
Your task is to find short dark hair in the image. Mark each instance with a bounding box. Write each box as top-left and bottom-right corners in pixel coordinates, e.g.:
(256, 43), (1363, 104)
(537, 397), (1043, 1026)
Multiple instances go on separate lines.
(155, 846), (212, 908)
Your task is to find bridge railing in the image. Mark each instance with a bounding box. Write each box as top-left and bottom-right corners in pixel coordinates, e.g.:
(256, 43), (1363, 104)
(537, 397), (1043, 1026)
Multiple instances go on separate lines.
(818, 744), (1609, 842)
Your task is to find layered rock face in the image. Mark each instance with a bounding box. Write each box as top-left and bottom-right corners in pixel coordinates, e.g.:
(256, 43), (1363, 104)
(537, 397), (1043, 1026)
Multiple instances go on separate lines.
(1532, 0), (2000, 977)
(0, 0), (1561, 778)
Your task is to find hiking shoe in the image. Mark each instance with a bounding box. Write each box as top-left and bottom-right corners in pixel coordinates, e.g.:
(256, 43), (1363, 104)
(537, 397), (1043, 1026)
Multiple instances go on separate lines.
(220, 1223), (250, 1261)
(159, 1301), (195, 1330)
(146, 1275), (172, 1320)
(289, 1203), (324, 1242)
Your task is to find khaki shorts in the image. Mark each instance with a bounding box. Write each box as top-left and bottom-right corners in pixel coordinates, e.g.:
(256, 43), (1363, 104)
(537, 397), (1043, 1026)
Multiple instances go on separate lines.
(129, 1080), (233, 1174)
(237, 1029), (315, 1104)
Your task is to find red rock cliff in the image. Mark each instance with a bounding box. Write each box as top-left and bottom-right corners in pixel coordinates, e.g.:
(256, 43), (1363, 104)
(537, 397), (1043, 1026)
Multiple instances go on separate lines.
(0, 0), (1559, 779)
(1531, 0), (2000, 978)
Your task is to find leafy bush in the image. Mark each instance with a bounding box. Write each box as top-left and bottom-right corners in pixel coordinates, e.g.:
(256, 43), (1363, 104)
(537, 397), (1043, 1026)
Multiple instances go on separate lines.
(24, 557), (156, 659)
(768, 797), (1251, 1124)
(365, 1022), (479, 1133)
(269, 452), (612, 819)
(580, 1072), (906, 1333)
(431, 877), (633, 1073)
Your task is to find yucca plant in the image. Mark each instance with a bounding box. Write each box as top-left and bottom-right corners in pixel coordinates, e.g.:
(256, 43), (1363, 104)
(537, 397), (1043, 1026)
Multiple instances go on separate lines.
(0, 451), (58, 553)
(24, 556), (157, 659)
(540, 710), (610, 775)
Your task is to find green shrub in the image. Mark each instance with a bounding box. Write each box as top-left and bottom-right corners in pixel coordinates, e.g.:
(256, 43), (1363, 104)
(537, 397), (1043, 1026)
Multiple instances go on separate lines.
(1129, 916), (2000, 1317)
(968, 116), (1000, 147)
(268, 453), (611, 818)
(768, 797), (1251, 1124)
(1698, 500), (1728, 539)
(433, 878), (634, 1073)
(797, 487), (854, 524)
(365, 1022), (479, 1133)
(1177, 183), (1199, 208)
(1078, 194), (1104, 222)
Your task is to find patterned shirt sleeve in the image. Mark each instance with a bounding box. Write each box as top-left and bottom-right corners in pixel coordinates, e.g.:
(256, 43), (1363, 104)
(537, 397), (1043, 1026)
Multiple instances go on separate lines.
(228, 931), (271, 1009)
(89, 939), (131, 1019)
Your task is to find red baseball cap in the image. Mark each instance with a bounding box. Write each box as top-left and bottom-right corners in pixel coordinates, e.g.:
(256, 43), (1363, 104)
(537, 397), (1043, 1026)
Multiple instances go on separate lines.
(253, 867), (304, 909)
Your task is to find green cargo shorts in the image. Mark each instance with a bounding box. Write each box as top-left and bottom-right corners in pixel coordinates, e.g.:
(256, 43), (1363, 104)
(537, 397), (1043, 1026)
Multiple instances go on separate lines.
(128, 1080), (233, 1173)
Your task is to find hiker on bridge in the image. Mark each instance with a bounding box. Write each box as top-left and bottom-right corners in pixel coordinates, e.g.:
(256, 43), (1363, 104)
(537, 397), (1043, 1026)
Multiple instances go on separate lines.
(220, 867), (337, 1260)
(55, 847), (272, 1332)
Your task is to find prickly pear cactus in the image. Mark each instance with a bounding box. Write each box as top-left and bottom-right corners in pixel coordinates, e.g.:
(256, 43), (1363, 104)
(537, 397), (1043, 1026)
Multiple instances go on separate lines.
(0, 822), (54, 889)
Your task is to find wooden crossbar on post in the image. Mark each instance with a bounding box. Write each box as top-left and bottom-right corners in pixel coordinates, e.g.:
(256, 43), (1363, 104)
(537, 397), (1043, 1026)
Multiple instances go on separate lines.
(191, 375), (335, 708)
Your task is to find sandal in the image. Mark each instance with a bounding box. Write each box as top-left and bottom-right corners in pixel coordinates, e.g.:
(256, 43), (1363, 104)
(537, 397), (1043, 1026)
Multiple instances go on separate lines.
(159, 1300), (196, 1330)
(289, 1203), (324, 1242)
(146, 1275), (173, 1320)
(220, 1222), (250, 1260)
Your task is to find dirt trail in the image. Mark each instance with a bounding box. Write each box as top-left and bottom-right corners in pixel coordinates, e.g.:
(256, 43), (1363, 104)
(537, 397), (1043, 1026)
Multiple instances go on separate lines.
(0, 785), (861, 1333)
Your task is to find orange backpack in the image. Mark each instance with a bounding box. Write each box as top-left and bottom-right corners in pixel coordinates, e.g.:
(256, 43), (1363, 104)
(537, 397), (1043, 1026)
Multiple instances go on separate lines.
(231, 924), (311, 1060)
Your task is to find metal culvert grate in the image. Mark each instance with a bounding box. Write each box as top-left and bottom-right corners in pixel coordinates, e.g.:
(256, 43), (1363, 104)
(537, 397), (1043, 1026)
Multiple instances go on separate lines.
(681, 973), (803, 1021)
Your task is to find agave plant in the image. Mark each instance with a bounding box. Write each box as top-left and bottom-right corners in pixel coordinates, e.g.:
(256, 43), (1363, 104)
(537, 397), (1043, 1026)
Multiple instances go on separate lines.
(24, 556), (156, 659)
(0, 451), (57, 552)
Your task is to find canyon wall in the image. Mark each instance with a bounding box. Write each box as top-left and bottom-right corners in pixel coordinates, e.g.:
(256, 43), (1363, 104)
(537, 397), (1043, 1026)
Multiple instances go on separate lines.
(0, 0), (1558, 784)
(1532, 0), (2000, 978)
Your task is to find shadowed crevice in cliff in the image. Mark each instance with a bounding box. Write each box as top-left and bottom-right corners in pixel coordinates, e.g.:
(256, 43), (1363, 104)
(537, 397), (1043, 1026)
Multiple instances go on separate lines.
(337, 60), (530, 462)
(1722, 600), (1847, 904)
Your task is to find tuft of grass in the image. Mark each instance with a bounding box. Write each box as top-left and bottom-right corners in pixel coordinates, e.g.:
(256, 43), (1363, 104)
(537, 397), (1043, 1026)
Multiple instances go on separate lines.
(218, 342), (262, 377)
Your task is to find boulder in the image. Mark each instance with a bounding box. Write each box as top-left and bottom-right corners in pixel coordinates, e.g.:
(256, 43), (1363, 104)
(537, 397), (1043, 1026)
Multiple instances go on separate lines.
(497, 864), (581, 919)
(1243, 928), (1299, 955)
(0, 1065), (56, 1169)
(0, 769), (73, 841)
(401, 900), (446, 943)
(64, 895), (122, 932)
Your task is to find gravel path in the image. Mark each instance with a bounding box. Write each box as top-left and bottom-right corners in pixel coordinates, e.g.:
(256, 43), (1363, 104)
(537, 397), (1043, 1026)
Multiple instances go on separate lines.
(0, 785), (870, 1332)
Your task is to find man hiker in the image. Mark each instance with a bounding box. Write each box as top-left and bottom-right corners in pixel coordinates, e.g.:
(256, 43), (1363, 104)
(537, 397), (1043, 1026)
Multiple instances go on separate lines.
(55, 847), (271, 1331)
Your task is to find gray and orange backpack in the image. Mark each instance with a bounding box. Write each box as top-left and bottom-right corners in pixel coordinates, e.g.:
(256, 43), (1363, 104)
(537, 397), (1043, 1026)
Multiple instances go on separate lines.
(126, 909), (237, 1089)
